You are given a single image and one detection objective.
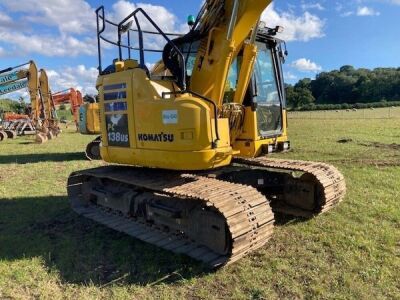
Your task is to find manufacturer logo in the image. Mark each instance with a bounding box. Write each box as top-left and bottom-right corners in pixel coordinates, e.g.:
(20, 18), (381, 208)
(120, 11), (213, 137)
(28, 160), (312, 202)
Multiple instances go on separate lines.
(138, 133), (174, 142)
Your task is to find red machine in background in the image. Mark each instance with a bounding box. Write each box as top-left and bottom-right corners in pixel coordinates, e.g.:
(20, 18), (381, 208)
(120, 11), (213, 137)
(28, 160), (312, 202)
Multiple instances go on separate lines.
(52, 88), (84, 129)
(3, 112), (30, 121)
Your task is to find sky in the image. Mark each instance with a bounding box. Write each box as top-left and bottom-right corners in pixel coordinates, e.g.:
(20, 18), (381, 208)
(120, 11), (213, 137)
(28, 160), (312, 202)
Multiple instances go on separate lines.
(0, 0), (399, 99)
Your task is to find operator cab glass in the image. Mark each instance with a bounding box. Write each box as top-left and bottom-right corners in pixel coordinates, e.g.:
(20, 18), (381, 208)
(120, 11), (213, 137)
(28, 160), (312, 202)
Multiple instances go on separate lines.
(254, 41), (284, 138)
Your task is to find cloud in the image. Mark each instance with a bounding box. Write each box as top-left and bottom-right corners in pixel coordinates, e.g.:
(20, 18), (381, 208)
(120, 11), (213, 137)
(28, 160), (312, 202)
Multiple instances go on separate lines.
(0, 0), (185, 57)
(0, 46), (6, 57)
(284, 71), (298, 81)
(0, 31), (96, 57)
(261, 4), (325, 42)
(301, 3), (325, 11)
(106, 1), (187, 51)
(356, 6), (380, 16)
(48, 65), (98, 95)
(0, 0), (95, 34)
(341, 11), (354, 17)
(110, 1), (184, 33)
(291, 58), (322, 72)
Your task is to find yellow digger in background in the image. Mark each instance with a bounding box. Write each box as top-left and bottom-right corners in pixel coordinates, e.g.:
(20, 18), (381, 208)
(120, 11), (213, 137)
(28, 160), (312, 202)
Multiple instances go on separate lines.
(68, 0), (346, 267)
(0, 61), (60, 143)
(78, 100), (102, 160)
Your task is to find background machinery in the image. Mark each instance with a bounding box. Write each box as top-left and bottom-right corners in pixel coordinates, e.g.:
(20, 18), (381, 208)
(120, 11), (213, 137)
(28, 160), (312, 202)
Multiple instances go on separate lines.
(78, 100), (102, 160)
(52, 88), (84, 130)
(68, 0), (346, 267)
(0, 112), (35, 140)
(51, 88), (101, 159)
(0, 61), (60, 143)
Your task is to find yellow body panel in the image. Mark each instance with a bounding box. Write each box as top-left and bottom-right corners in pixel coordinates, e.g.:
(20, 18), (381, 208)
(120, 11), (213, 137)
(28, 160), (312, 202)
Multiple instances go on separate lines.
(234, 107), (289, 157)
(86, 103), (101, 134)
(190, 0), (272, 106)
(98, 68), (232, 170)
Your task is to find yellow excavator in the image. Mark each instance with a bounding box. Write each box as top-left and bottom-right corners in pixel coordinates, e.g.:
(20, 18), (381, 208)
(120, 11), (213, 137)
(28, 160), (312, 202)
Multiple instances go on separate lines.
(0, 61), (60, 143)
(78, 100), (102, 160)
(68, 0), (346, 267)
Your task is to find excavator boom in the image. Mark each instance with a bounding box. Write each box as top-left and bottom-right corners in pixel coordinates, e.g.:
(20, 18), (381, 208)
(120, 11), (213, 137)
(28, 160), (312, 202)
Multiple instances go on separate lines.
(52, 88), (84, 129)
(0, 61), (60, 142)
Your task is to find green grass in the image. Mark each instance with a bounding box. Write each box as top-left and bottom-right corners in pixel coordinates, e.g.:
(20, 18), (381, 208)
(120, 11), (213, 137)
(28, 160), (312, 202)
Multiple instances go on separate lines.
(0, 115), (399, 299)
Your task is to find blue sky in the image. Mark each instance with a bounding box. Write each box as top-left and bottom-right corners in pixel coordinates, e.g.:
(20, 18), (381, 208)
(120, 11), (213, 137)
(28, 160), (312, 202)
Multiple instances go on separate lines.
(0, 0), (399, 98)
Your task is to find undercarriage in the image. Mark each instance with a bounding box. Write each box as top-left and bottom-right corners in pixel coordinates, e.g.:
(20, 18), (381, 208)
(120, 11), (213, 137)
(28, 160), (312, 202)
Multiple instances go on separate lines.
(67, 158), (346, 267)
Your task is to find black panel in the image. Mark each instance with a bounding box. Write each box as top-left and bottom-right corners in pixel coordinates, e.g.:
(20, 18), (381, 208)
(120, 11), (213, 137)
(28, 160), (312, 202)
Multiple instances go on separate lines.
(104, 91), (127, 101)
(105, 114), (130, 147)
(104, 83), (127, 91)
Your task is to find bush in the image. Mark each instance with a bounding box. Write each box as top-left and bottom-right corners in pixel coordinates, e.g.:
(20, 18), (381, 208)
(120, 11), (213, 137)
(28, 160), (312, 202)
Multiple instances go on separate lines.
(289, 101), (400, 111)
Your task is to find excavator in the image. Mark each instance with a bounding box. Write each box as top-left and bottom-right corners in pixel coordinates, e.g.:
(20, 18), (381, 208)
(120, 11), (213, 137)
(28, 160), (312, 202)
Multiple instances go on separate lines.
(0, 61), (60, 143)
(52, 88), (84, 130)
(68, 0), (346, 267)
(78, 99), (102, 160)
(0, 112), (34, 140)
(51, 88), (102, 159)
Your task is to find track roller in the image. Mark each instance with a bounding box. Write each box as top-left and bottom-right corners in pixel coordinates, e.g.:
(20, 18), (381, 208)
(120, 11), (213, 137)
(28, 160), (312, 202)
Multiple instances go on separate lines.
(0, 130), (8, 141)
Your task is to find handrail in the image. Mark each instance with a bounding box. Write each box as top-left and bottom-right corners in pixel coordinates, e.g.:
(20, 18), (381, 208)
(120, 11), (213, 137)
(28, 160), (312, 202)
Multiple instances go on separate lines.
(117, 8), (187, 90)
(95, 6), (187, 90)
(99, 15), (183, 37)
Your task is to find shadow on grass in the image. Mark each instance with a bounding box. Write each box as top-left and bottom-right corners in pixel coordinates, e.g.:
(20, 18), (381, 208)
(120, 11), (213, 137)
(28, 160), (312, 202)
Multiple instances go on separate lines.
(0, 152), (86, 164)
(0, 196), (208, 286)
(273, 212), (307, 226)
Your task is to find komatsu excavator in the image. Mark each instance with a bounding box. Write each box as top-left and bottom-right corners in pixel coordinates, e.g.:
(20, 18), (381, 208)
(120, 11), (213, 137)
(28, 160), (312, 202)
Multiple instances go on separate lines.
(0, 61), (60, 143)
(68, 0), (346, 267)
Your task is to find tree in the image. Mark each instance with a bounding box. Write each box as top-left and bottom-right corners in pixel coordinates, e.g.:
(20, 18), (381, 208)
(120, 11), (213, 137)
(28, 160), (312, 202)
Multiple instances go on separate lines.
(286, 85), (315, 109)
(292, 65), (400, 105)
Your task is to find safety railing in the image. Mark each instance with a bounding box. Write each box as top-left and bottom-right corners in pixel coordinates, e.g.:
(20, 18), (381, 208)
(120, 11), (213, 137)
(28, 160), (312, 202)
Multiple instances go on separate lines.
(95, 6), (187, 89)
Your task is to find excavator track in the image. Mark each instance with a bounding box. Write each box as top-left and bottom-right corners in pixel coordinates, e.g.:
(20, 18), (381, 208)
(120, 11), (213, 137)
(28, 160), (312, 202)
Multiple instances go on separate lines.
(232, 157), (346, 217)
(67, 166), (274, 267)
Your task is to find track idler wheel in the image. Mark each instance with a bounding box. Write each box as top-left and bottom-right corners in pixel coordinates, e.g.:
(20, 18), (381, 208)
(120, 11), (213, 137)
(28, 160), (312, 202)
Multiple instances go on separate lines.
(35, 132), (48, 144)
(0, 130), (8, 141)
(4, 130), (17, 139)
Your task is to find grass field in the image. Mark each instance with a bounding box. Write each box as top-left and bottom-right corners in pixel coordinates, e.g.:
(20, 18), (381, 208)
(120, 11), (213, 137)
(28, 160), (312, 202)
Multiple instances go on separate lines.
(288, 106), (400, 120)
(0, 109), (399, 299)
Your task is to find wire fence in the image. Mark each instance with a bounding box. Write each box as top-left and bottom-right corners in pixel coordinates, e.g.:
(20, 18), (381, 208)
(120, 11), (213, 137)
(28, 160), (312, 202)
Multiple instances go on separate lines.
(288, 107), (400, 120)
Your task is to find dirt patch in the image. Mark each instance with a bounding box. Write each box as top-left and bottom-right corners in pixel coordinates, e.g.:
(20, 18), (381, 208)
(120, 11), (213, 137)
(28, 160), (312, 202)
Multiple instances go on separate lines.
(337, 138), (353, 144)
(331, 159), (400, 167)
(359, 142), (400, 150)
(337, 139), (400, 150)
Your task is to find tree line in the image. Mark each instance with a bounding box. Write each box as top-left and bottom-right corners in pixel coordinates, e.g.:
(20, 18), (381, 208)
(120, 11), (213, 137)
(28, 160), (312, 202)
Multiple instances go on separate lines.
(286, 65), (400, 110)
